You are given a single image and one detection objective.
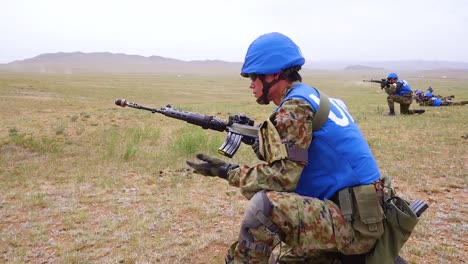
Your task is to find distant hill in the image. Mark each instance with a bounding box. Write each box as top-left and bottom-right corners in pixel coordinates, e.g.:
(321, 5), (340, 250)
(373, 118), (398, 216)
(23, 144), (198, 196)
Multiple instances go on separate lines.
(1, 52), (468, 75)
(307, 60), (468, 71)
(0, 52), (243, 75)
(343, 65), (385, 71)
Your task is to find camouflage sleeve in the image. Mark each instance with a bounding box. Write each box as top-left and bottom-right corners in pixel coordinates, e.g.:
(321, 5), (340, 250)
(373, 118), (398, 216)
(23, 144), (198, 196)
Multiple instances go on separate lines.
(227, 99), (314, 200)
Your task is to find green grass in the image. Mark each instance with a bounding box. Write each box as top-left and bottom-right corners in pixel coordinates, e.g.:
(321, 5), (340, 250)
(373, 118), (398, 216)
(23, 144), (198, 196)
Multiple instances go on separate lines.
(0, 71), (467, 263)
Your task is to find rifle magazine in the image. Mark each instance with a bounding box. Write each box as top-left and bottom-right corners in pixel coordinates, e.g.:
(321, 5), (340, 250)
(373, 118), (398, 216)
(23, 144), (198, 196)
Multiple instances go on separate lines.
(218, 132), (242, 158)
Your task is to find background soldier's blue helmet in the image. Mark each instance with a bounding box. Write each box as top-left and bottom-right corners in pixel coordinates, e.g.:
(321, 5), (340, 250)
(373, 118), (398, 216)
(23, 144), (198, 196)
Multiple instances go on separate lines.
(241, 32), (305, 77)
(387, 72), (398, 79)
(415, 90), (423, 95)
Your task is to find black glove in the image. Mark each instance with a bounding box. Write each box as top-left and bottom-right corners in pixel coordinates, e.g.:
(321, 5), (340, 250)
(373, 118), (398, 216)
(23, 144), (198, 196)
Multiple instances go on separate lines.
(186, 153), (239, 179)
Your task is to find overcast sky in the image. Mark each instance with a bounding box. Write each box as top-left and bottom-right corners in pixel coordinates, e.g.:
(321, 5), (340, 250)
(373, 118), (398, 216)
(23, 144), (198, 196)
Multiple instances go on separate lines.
(1, 0), (467, 64)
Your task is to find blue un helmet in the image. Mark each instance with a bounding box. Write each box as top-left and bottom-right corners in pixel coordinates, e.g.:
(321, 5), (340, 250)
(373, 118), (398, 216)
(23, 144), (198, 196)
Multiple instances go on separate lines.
(387, 72), (398, 80)
(241, 32), (305, 77)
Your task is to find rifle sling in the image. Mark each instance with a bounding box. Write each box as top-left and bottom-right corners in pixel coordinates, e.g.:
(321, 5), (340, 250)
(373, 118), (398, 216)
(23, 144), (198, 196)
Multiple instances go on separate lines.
(312, 88), (331, 132)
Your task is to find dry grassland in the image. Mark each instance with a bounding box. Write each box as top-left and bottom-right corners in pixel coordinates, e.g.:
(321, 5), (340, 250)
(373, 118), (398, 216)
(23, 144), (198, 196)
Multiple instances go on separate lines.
(0, 71), (467, 263)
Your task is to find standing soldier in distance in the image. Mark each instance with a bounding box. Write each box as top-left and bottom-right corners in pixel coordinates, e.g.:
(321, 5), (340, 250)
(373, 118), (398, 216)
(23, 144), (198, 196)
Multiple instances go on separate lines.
(186, 32), (414, 263)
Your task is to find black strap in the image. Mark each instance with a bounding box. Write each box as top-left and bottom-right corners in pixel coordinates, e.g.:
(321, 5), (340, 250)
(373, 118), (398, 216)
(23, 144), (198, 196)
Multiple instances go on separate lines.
(239, 240), (272, 254)
(255, 211), (285, 241)
(257, 76), (280, 105)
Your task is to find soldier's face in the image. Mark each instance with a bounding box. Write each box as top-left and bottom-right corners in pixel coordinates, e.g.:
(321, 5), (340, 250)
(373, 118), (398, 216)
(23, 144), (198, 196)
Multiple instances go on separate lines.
(249, 75), (264, 100)
(249, 74), (277, 101)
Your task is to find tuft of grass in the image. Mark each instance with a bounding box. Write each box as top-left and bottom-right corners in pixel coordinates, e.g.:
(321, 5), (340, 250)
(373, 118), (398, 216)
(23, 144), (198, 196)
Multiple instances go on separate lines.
(103, 128), (120, 160)
(24, 192), (50, 208)
(70, 114), (79, 122)
(55, 125), (66, 135)
(123, 143), (137, 160)
(8, 132), (63, 153)
(170, 126), (223, 158)
(8, 127), (19, 137)
(80, 112), (91, 119)
(102, 126), (161, 161)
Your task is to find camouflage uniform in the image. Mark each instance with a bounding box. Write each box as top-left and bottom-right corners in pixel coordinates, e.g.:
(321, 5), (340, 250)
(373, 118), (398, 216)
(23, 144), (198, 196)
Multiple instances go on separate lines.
(225, 84), (378, 263)
(384, 84), (415, 114)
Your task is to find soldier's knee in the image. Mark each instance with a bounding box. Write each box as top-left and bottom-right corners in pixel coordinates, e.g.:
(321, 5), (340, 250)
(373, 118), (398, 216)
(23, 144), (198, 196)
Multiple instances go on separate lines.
(238, 191), (284, 254)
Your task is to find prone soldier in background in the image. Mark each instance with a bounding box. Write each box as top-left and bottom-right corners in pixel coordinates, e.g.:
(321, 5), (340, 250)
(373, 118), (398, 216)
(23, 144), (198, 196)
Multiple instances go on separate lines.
(420, 89), (468, 107)
(424, 86), (455, 101)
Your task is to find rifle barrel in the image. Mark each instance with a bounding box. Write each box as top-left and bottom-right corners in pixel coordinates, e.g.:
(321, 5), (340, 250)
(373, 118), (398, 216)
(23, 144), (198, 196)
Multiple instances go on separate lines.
(363, 80), (383, 83)
(115, 99), (227, 131)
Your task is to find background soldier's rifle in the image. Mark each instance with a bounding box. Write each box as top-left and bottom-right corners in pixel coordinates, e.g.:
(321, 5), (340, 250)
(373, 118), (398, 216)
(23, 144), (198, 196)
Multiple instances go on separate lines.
(363, 79), (390, 89)
(115, 99), (258, 158)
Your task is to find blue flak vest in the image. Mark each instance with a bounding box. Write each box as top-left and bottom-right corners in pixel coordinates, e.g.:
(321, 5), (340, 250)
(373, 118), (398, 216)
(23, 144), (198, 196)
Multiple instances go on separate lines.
(275, 84), (381, 200)
(396, 80), (412, 96)
(431, 97), (442, 106)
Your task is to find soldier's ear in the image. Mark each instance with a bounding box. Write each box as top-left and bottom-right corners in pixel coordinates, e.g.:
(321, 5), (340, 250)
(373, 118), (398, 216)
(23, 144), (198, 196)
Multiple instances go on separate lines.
(273, 72), (285, 80)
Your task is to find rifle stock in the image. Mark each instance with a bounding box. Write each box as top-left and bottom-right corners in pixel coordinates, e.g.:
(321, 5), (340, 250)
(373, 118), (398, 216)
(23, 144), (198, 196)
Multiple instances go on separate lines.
(115, 99), (258, 158)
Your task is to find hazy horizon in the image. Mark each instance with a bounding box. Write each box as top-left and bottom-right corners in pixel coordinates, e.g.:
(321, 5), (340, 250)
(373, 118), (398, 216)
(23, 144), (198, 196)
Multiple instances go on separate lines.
(5, 51), (468, 65)
(2, 0), (468, 64)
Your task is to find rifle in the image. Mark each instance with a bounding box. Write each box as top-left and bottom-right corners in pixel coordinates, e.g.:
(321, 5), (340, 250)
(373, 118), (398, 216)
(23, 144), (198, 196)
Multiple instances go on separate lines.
(363, 79), (389, 89)
(115, 99), (259, 158)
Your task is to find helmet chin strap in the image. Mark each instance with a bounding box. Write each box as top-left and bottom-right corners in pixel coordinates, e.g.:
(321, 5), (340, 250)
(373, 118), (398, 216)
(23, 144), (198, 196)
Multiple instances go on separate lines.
(256, 76), (281, 105)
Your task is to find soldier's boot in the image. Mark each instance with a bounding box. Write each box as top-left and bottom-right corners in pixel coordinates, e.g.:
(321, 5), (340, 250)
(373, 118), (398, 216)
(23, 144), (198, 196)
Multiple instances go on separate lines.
(413, 109), (426, 114)
(386, 100), (396, 116)
(459, 101), (468, 105)
(400, 104), (412, 115)
(386, 106), (396, 116)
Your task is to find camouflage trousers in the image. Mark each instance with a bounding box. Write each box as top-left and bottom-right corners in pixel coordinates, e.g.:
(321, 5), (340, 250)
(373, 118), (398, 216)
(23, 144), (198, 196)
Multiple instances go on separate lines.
(387, 93), (414, 114)
(225, 191), (377, 264)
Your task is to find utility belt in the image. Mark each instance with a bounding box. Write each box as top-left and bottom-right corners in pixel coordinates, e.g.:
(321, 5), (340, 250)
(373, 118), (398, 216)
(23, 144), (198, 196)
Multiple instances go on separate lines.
(330, 181), (385, 239)
(332, 177), (429, 264)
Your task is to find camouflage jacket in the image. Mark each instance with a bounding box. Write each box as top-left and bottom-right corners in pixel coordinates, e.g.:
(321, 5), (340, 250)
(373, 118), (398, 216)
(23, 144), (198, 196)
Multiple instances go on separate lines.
(227, 83), (314, 200)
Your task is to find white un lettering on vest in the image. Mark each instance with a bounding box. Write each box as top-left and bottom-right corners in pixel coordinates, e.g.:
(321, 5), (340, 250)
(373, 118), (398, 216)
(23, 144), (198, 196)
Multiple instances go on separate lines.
(308, 94), (354, 127)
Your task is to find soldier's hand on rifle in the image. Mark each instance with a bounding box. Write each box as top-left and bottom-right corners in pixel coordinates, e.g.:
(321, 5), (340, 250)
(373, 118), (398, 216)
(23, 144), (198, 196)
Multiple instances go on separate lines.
(380, 81), (387, 89)
(251, 141), (265, 161)
(186, 153), (239, 179)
